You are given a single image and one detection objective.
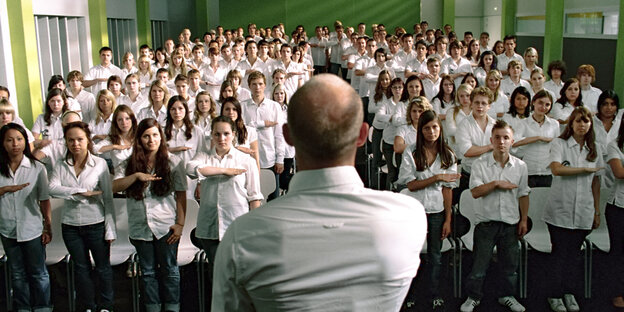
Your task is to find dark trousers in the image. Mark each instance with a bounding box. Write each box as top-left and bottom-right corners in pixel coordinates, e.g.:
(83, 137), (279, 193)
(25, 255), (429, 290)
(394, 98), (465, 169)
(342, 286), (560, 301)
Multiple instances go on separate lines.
(340, 66), (349, 81)
(313, 65), (326, 75)
(382, 141), (397, 190)
(279, 158), (295, 192)
(427, 211), (446, 298)
(547, 223), (590, 297)
(329, 62), (341, 75)
(465, 221), (519, 300)
(62, 222), (114, 311)
(265, 165), (281, 201)
(606, 203), (624, 298)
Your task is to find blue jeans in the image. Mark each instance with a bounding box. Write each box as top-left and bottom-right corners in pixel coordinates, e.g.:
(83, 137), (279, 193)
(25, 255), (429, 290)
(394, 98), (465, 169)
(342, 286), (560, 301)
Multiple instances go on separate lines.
(426, 212), (445, 298)
(0, 235), (52, 312)
(62, 222), (114, 310)
(131, 231), (180, 312)
(465, 221), (519, 300)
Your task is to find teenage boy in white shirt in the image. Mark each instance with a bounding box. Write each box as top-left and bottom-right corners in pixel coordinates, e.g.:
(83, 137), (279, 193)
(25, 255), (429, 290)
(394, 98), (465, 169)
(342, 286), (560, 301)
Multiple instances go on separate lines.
(328, 23), (348, 76)
(460, 120), (529, 312)
(497, 35), (525, 76)
(441, 40), (473, 88)
(500, 60), (531, 98)
(405, 40), (429, 80)
(422, 57), (442, 101)
(479, 32), (490, 52)
(83, 47), (124, 94)
(309, 26), (329, 74)
(392, 34), (416, 79)
(348, 36), (368, 92)
(577, 64), (602, 113)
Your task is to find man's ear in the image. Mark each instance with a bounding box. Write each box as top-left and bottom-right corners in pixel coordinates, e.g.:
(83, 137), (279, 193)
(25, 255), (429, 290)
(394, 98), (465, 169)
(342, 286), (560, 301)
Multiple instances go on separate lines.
(356, 122), (369, 147)
(283, 123), (294, 146)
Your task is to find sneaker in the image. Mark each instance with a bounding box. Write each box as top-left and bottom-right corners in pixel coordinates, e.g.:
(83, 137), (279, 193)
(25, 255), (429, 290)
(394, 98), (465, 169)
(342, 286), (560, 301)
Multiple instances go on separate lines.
(563, 294), (580, 312)
(460, 297), (480, 312)
(547, 298), (566, 312)
(432, 297), (445, 310)
(498, 296), (525, 312)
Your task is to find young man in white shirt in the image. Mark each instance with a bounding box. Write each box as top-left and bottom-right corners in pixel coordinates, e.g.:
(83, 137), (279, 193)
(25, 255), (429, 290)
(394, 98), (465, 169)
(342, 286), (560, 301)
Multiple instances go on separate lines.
(405, 40), (429, 80)
(355, 39), (377, 119)
(392, 34), (416, 79)
(212, 74), (427, 312)
(328, 23), (348, 76)
(309, 26), (329, 74)
(83, 47), (124, 94)
(479, 32), (490, 52)
(577, 64), (602, 113)
(422, 57), (442, 101)
(441, 40), (473, 88)
(500, 60), (532, 98)
(348, 36), (368, 92)
(497, 36), (525, 76)
(66, 71), (96, 123)
(242, 71), (284, 199)
(460, 120), (529, 312)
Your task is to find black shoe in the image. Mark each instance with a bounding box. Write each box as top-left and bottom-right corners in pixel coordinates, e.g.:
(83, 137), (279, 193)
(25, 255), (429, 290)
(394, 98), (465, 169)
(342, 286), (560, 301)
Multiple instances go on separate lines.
(432, 297), (445, 311)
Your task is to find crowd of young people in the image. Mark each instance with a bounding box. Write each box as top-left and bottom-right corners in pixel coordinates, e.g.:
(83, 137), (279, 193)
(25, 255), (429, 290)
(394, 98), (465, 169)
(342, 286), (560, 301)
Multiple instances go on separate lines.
(0, 19), (622, 312)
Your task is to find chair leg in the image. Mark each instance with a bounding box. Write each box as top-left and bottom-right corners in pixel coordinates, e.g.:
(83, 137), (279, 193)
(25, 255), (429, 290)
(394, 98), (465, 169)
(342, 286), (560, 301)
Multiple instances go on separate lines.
(584, 239), (593, 299)
(2, 256), (12, 312)
(65, 255), (75, 312)
(131, 253), (140, 312)
(196, 251), (206, 312)
(454, 238), (463, 298)
(519, 240), (528, 298)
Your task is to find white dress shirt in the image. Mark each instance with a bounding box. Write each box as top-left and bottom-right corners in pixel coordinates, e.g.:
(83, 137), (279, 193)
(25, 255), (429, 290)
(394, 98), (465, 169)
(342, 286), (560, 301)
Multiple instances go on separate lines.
(94, 137), (133, 169)
(203, 64), (229, 101)
(115, 154), (187, 240)
(456, 114), (496, 173)
(364, 64), (395, 98)
(607, 141), (624, 207)
(395, 124), (418, 147)
(89, 115), (113, 138)
(581, 86), (602, 114)
(469, 153), (530, 225)
(544, 137), (604, 230)
(398, 153), (458, 214)
(166, 124), (206, 163)
(374, 97), (404, 144)
(84, 64), (124, 94)
(488, 91), (510, 118)
(0, 157), (49, 242)
(137, 105), (168, 128)
(212, 166), (427, 312)
(422, 77), (441, 101)
(309, 36), (329, 66)
(119, 92), (149, 114)
(49, 153), (116, 240)
(186, 147), (263, 240)
(405, 57), (429, 76)
(518, 115), (560, 175)
(241, 98), (285, 168)
(500, 77), (531, 98)
(32, 114), (63, 140)
(440, 57), (473, 87)
(496, 53), (525, 75)
(68, 89), (96, 123)
(549, 102), (575, 132)
(544, 80), (563, 97)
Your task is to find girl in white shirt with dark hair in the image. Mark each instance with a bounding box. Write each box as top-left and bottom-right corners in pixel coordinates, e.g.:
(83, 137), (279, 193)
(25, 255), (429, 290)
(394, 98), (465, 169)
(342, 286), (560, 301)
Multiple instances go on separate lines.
(544, 106), (602, 312)
(0, 123), (53, 312)
(49, 121), (116, 312)
(186, 115), (262, 274)
(398, 110), (458, 309)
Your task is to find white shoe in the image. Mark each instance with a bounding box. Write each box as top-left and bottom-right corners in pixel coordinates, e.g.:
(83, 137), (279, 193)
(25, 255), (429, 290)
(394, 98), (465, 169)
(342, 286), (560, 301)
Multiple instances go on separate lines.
(563, 294), (580, 312)
(547, 298), (566, 312)
(498, 296), (525, 312)
(460, 297), (480, 312)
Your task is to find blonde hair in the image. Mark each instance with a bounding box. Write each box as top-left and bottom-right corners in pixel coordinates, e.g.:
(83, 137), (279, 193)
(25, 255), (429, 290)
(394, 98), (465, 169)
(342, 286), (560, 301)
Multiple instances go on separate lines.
(406, 96), (432, 124)
(138, 55), (154, 79)
(453, 83), (474, 119)
(95, 89), (117, 125)
(485, 69), (503, 101)
(148, 80), (171, 108)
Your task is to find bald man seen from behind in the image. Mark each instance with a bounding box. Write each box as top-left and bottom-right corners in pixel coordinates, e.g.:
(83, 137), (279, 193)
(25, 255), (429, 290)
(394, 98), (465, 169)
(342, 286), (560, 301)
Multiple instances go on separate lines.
(211, 74), (427, 312)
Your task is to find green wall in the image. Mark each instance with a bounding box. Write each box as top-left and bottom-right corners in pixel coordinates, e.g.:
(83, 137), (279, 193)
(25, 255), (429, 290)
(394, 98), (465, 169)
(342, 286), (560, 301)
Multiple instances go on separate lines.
(219, 0), (420, 36)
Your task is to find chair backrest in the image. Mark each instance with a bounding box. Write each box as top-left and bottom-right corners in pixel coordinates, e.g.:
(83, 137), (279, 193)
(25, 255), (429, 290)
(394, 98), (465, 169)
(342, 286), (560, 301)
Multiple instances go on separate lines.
(109, 198), (136, 265)
(458, 190), (477, 251)
(523, 187), (552, 253)
(46, 198), (69, 264)
(178, 198), (200, 266)
(259, 168), (276, 201)
(587, 187), (611, 252)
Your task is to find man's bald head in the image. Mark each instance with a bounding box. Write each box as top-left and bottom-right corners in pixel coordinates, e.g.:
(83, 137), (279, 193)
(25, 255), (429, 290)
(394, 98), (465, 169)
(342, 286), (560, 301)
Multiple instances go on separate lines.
(287, 74), (363, 164)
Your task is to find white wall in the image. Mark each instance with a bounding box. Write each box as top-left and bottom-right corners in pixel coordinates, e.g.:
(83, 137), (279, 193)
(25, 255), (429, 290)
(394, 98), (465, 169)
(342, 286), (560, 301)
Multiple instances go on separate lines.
(106, 0), (137, 19)
(565, 0), (618, 11)
(421, 0), (443, 29)
(32, 0), (88, 16)
(482, 0), (502, 41)
(517, 0), (545, 16)
(455, 0), (483, 37)
(0, 0), (18, 108)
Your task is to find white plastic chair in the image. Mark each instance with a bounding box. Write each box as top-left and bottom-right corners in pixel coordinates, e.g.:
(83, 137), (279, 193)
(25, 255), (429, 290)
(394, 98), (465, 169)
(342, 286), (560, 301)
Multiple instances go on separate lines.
(586, 189), (611, 252)
(259, 169), (276, 203)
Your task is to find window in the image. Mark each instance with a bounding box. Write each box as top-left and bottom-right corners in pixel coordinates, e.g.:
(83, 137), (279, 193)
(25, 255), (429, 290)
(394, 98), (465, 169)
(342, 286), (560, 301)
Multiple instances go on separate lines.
(565, 11), (619, 35)
(107, 18), (138, 67)
(151, 20), (167, 49)
(35, 15), (90, 102)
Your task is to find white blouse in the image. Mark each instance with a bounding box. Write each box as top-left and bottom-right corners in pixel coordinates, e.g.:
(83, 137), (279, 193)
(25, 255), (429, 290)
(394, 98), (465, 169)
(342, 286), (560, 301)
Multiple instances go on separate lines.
(544, 137), (604, 230)
(186, 147), (263, 240)
(49, 153), (116, 240)
(166, 124), (206, 163)
(0, 157), (49, 241)
(115, 154), (187, 240)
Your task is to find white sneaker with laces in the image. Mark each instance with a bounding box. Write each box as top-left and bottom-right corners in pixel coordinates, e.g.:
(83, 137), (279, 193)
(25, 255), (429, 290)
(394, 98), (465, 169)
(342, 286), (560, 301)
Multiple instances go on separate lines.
(498, 296), (525, 312)
(547, 298), (567, 312)
(460, 297), (480, 312)
(563, 294), (580, 312)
